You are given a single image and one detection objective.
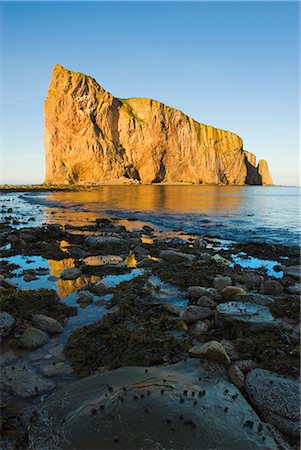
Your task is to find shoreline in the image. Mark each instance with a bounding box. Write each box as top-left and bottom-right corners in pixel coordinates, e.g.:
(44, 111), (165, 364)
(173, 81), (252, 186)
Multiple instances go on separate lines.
(0, 203), (300, 449)
(0, 182), (280, 193)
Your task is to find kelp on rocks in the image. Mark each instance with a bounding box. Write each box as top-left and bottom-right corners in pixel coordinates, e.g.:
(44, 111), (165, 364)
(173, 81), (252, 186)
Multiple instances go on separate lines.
(65, 276), (192, 376)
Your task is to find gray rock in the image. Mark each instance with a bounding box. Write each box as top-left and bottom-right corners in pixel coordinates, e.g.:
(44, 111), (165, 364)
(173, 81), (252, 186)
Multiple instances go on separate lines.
(0, 278), (17, 289)
(188, 286), (221, 300)
(286, 283), (300, 295)
(1, 362), (55, 397)
(32, 314), (64, 334)
(193, 237), (207, 249)
(180, 305), (212, 324)
(188, 320), (208, 338)
(189, 340), (231, 365)
(212, 254), (231, 266)
(196, 296), (217, 309)
(160, 250), (196, 264)
(60, 268), (82, 280)
(264, 280), (284, 295)
(42, 362), (74, 377)
(85, 236), (129, 254)
(48, 344), (65, 361)
(216, 301), (279, 330)
(228, 364), (245, 389)
(283, 265), (300, 280)
(233, 293), (275, 306)
(0, 312), (15, 341)
(77, 290), (93, 305)
(245, 368), (300, 437)
(213, 276), (232, 292)
(235, 359), (258, 373)
(28, 359), (278, 450)
(240, 271), (263, 289)
(20, 327), (49, 349)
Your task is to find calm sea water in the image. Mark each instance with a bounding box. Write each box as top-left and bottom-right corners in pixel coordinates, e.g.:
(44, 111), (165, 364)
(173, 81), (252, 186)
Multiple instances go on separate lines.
(2, 185), (300, 246)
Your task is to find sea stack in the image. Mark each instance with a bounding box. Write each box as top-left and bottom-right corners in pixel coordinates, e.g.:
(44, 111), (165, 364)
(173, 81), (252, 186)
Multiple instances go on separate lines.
(44, 64), (273, 185)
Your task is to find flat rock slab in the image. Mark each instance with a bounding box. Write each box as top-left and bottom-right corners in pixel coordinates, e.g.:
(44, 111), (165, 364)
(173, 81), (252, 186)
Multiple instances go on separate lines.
(1, 362), (55, 397)
(216, 301), (279, 329)
(245, 368), (300, 438)
(283, 265), (300, 280)
(160, 250), (196, 264)
(60, 268), (82, 280)
(29, 359), (277, 450)
(233, 293), (275, 306)
(85, 236), (129, 254)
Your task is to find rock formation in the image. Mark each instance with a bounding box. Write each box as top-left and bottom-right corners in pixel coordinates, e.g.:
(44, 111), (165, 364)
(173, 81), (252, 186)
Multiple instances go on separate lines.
(44, 65), (273, 185)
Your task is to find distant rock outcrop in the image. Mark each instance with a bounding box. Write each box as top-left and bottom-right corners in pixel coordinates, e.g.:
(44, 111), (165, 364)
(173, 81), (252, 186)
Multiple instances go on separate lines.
(44, 65), (273, 185)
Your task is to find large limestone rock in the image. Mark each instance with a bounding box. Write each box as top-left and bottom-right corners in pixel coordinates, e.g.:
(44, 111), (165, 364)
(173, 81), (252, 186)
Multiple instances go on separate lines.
(44, 64), (272, 185)
(28, 359), (278, 449)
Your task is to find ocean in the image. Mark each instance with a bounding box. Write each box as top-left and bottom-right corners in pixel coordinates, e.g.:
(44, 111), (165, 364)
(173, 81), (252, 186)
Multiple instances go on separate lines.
(1, 185), (299, 246)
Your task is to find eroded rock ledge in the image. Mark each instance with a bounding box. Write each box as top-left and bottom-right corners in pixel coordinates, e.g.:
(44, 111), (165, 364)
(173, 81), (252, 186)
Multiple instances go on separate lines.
(44, 64), (273, 185)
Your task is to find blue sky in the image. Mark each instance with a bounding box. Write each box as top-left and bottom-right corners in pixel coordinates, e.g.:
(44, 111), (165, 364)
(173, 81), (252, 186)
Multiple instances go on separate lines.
(1, 1), (299, 185)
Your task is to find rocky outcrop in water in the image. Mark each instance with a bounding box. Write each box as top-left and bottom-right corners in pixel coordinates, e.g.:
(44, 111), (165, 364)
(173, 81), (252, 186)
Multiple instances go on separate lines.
(44, 65), (273, 185)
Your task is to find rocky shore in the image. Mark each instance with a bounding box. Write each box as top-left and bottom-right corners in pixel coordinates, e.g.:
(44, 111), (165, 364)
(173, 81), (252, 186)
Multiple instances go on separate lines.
(0, 200), (300, 449)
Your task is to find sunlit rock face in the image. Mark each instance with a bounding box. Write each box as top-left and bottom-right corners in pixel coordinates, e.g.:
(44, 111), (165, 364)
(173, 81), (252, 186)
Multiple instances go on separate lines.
(44, 64), (273, 185)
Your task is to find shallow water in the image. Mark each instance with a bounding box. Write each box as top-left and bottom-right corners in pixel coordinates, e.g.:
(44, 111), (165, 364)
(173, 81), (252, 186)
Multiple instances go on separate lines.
(3, 185), (299, 245)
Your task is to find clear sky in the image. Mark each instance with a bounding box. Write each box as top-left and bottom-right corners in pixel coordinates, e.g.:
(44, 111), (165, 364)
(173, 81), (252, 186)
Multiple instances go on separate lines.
(1, 1), (299, 185)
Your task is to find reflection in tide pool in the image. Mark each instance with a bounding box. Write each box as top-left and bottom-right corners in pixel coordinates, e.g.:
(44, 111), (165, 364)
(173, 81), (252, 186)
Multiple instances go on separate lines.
(230, 253), (283, 279)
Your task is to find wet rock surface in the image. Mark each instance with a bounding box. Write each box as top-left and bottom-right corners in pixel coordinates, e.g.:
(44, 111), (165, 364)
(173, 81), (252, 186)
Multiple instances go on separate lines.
(0, 311), (15, 341)
(1, 362), (55, 397)
(216, 301), (279, 329)
(29, 360), (278, 450)
(32, 313), (64, 334)
(245, 368), (300, 438)
(20, 327), (50, 349)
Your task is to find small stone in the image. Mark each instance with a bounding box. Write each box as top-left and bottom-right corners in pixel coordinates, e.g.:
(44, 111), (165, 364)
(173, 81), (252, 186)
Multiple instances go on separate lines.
(228, 364), (245, 389)
(240, 271), (263, 289)
(212, 254), (231, 266)
(283, 265), (300, 280)
(213, 276), (232, 292)
(189, 340), (231, 365)
(32, 314), (64, 334)
(235, 360), (258, 374)
(24, 274), (38, 282)
(60, 268), (82, 280)
(160, 250), (196, 264)
(180, 305), (212, 324)
(188, 320), (208, 338)
(0, 312), (15, 341)
(77, 290), (93, 305)
(20, 327), (49, 349)
(42, 362), (74, 377)
(222, 286), (246, 300)
(264, 280), (283, 295)
(220, 340), (238, 361)
(196, 296), (217, 309)
(193, 238), (207, 249)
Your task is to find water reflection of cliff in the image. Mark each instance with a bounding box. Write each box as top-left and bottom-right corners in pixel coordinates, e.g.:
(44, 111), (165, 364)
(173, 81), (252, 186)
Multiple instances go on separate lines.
(44, 186), (244, 226)
(48, 259), (100, 299)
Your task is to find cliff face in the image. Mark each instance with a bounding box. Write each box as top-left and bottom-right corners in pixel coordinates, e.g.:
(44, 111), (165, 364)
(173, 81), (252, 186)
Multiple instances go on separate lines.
(44, 65), (273, 185)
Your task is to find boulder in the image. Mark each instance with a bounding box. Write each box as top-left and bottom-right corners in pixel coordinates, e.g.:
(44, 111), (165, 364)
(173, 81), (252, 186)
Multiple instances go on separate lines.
(60, 268), (82, 280)
(245, 368), (300, 437)
(20, 327), (49, 349)
(0, 312), (15, 341)
(180, 306), (212, 324)
(32, 314), (64, 334)
(213, 276), (232, 292)
(85, 236), (129, 254)
(160, 250), (196, 264)
(222, 286), (246, 300)
(264, 280), (283, 295)
(189, 340), (231, 365)
(212, 254), (231, 266)
(283, 265), (300, 280)
(196, 296), (217, 309)
(240, 271), (263, 289)
(77, 290), (94, 305)
(28, 359), (277, 449)
(188, 321), (208, 338)
(1, 362), (55, 397)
